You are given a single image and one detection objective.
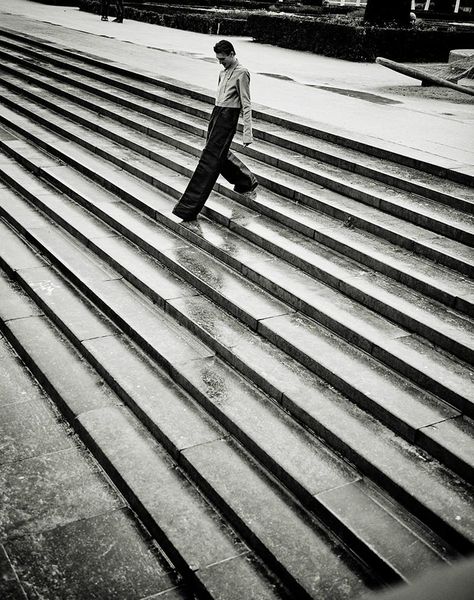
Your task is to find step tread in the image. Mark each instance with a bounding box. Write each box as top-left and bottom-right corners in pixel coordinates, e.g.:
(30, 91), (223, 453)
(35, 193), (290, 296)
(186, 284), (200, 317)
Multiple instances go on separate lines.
(1, 33), (472, 208)
(0, 283), (287, 599)
(2, 67), (473, 253)
(3, 101), (474, 343)
(2, 135), (473, 418)
(4, 154), (474, 432)
(3, 73), (471, 294)
(3, 176), (474, 552)
(2, 187), (472, 556)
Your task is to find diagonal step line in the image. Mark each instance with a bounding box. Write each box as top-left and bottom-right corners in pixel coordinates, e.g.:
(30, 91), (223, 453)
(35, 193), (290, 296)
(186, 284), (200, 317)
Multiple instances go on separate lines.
(1, 145), (474, 495)
(1, 26), (473, 192)
(1, 114), (473, 420)
(0, 227), (391, 594)
(1, 57), (473, 254)
(2, 199), (473, 558)
(1, 83), (473, 328)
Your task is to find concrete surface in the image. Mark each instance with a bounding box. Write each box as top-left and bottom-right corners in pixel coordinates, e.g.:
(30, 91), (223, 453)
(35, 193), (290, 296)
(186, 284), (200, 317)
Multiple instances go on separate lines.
(0, 0), (473, 170)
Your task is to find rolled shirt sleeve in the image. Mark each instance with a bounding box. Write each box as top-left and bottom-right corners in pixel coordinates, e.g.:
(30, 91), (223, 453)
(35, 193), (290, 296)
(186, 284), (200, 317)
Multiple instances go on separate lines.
(236, 71), (253, 145)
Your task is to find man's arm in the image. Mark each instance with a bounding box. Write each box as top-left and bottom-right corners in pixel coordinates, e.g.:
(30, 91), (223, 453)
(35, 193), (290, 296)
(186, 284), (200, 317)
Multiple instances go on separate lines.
(236, 71), (253, 146)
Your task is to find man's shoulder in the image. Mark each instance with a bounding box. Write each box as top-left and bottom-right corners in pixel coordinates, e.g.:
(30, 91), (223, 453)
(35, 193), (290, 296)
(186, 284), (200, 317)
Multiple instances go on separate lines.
(235, 64), (250, 77)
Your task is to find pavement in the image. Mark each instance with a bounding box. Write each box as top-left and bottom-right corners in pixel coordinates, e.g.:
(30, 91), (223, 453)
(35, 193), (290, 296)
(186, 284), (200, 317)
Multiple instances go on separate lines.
(0, 0), (473, 173)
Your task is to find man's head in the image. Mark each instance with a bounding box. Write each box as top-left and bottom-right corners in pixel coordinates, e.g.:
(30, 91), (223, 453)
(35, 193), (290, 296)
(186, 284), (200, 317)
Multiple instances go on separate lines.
(214, 40), (236, 69)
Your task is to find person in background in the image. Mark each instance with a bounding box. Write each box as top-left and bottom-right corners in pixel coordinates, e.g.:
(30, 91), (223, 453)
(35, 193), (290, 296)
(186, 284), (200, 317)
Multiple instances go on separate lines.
(113, 0), (124, 23)
(100, 0), (109, 21)
(100, 0), (123, 23)
(172, 39), (258, 222)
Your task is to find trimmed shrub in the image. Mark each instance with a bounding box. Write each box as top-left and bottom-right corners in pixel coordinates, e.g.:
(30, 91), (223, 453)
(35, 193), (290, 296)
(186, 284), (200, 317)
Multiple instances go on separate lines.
(247, 13), (474, 62)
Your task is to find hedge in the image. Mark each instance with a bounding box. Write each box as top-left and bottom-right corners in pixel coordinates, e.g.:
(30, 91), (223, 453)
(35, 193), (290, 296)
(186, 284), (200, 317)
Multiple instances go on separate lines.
(79, 0), (248, 34)
(247, 13), (474, 62)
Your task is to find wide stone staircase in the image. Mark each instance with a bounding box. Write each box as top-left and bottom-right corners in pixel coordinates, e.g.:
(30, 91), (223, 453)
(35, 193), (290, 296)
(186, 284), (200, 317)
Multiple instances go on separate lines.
(0, 27), (473, 599)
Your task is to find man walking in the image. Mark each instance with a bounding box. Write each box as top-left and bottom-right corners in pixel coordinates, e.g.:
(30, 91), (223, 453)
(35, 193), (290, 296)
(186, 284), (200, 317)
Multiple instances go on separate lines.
(172, 40), (258, 222)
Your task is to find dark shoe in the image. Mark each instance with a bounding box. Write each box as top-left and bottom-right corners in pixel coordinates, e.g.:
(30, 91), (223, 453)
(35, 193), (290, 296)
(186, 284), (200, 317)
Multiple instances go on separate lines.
(234, 180), (258, 194)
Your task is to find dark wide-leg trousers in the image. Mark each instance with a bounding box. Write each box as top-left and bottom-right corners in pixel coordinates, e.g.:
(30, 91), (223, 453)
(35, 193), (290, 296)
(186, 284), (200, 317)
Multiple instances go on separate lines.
(172, 106), (257, 220)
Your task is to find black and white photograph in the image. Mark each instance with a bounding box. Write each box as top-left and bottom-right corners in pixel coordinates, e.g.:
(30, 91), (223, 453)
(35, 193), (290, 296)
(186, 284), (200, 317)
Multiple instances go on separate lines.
(0, 0), (473, 598)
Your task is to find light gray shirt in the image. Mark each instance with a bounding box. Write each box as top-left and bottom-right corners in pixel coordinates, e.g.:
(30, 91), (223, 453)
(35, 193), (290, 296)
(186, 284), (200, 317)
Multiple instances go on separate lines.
(216, 60), (253, 144)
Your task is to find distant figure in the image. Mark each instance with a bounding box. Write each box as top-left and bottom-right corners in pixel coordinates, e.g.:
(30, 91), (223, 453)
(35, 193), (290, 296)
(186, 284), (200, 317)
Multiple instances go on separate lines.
(100, 0), (123, 23)
(172, 40), (258, 222)
(113, 0), (124, 23)
(100, 0), (109, 21)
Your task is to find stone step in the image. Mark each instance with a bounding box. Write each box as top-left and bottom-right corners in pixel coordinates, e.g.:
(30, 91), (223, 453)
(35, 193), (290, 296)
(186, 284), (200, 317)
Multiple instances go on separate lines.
(1, 171), (473, 555)
(0, 327), (198, 600)
(0, 218), (461, 582)
(1, 72), (473, 318)
(1, 55), (473, 263)
(3, 258), (357, 600)
(1, 118), (473, 424)
(2, 141), (474, 482)
(1, 28), (473, 193)
(0, 275), (286, 600)
(0, 227), (412, 597)
(1, 89), (474, 368)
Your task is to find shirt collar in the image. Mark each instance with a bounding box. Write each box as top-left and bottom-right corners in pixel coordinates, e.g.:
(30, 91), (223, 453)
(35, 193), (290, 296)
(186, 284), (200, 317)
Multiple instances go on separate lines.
(225, 58), (239, 71)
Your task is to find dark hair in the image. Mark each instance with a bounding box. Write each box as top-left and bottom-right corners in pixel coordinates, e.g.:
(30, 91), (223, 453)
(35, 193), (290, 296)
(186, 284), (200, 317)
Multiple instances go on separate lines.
(213, 40), (235, 55)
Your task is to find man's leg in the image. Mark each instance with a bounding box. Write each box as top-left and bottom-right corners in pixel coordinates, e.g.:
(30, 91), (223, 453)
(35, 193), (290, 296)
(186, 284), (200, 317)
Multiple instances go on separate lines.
(172, 107), (239, 220)
(100, 0), (109, 20)
(220, 151), (258, 193)
(113, 0), (123, 22)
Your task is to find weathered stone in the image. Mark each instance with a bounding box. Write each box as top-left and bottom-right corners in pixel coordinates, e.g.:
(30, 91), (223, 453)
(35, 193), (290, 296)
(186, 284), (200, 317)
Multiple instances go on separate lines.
(163, 245), (291, 330)
(5, 315), (118, 418)
(91, 234), (194, 304)
(0, 446), (124, 541)
(0, 333), (45, 408)
(0, 219), (44, 272)
(5, 509), (175, 600)
(82, 334), (222, 455)
(196, 553), (284, 600)
(17, 265), (116, 342)
(77, 406), (247, 570)
(418, 417), (474, 482)
(0, 543), (26, 600)
(0, 270), (42, 322)
(179, 354), (359, 497)
(88, 278), (214, 367)
(0, 398), (71, 465)
(258, 311), (458, 441)
(182, 438), (371, 599)
(316, 481), (445, 582)
(277, 366), (474, 548)
(32, 226), (119, 283)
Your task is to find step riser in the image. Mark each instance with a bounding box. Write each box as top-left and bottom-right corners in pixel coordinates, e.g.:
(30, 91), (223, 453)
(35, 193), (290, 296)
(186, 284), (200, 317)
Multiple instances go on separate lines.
(2, 181), (472, 557)
(1, 28), (473, 592)
(1, 56), (474, 260)
(1, 158), (471, 490)
(1, 28), (472, 189)
(0, 315), (269, 600)
(2, 90), (472, 329)
(1, 134), (472, 423)
(2, 63), (473, 252)
(1, 230), (382, 597)
(225, 187), (474, 280)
